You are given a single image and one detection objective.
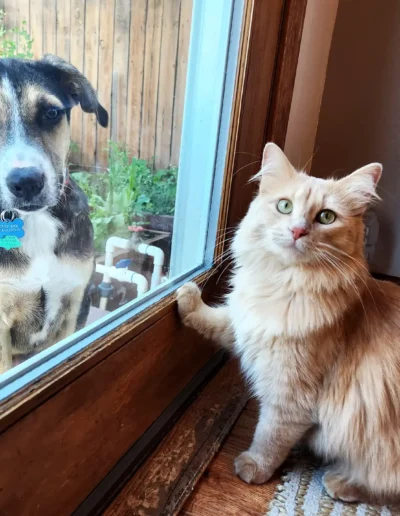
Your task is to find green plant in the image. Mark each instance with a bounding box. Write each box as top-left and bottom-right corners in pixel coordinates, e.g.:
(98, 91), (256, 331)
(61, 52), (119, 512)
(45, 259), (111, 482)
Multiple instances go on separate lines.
(72, 142), (177, 253)
(0, 11), (33, 59)
(69, 140), (80, 157)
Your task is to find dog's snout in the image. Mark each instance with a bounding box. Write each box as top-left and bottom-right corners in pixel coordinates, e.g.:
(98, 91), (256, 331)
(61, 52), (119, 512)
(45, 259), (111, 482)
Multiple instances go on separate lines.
(6, 167), (45, 201)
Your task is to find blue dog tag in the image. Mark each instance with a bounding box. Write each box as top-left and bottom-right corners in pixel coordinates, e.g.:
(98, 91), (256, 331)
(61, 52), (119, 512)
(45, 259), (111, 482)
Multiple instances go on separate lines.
(0, 235), (22, 250)
(0, 214), (25, 250)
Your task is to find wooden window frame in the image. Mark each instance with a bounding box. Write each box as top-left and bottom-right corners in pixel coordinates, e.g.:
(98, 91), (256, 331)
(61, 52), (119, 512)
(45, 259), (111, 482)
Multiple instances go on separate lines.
(0, 1), (307, 514)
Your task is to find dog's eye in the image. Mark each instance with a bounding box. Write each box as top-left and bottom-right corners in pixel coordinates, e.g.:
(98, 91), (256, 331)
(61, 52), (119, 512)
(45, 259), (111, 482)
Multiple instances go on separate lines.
(46, 108), (61, 120)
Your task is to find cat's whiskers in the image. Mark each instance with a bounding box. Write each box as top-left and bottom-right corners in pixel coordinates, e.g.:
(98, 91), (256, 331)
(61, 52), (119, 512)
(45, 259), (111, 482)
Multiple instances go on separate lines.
(233, 160), (261, 177)
(318, 243), (379, 312)
(317, 250), (369, 323)
(319, 242), (369, 273)
(200, 242), (243, 290)
(212, 241), (267, 287)
(322, 240), (384, 294)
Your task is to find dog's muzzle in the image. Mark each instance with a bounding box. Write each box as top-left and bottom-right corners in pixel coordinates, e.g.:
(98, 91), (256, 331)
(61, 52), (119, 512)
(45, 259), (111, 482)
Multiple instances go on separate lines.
(7, 167), (45, 203)
(0, 143), (59, 212)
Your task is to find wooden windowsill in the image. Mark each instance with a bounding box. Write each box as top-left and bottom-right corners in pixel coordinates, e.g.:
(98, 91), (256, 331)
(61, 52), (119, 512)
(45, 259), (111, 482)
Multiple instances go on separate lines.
(103, 360), (248, 515)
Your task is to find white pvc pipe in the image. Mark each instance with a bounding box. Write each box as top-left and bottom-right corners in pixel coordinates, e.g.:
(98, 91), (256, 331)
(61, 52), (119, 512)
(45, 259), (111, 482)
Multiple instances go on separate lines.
(96, 264), (149, 294)
(136, 243), (165, 289)
(103, 236), (132, 281)
(99, 297), (108, 311)
(98, 236), (165, 309)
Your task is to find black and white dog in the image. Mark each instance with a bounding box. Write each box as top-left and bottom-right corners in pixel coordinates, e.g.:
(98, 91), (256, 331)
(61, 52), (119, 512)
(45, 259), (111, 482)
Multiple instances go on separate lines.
(0, 55), (108, 373)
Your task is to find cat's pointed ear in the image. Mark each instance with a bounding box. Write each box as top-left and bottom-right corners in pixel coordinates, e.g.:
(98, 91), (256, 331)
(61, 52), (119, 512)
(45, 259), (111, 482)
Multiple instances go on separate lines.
(257, 143), (296, 193)
(338, 163), (382, 214)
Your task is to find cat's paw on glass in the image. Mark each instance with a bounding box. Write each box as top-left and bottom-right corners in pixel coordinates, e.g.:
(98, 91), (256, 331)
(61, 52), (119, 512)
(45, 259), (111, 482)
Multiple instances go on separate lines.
(234, 450), (272, 485)
(176, 282), (202, 320)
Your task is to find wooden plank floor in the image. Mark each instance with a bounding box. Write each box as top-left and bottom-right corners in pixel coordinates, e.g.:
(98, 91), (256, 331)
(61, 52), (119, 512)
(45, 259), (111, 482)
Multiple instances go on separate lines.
(180, 399), (279, 516)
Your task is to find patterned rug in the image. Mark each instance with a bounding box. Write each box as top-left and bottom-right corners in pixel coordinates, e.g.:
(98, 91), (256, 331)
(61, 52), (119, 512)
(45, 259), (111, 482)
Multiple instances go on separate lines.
(267, 451), (400, 516)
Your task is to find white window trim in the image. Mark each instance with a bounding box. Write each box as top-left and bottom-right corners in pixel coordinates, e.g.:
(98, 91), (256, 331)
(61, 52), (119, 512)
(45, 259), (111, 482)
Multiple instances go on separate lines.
(170, 0), (243, 276)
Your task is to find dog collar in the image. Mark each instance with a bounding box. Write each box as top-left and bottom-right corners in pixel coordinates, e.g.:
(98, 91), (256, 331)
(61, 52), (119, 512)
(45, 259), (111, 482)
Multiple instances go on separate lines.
(0, 167), (69, 250)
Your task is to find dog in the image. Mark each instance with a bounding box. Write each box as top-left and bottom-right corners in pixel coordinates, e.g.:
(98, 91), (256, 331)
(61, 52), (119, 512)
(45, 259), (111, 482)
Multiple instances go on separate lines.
(0, 55), (108, 373)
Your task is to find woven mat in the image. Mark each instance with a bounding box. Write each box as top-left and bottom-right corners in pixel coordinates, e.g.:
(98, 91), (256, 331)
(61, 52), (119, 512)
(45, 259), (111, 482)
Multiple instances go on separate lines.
(267, 451), (400, 516)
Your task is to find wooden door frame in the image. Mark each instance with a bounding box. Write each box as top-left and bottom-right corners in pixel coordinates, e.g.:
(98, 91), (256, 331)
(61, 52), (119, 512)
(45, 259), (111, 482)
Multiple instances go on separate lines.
(0, 1), (308, 514)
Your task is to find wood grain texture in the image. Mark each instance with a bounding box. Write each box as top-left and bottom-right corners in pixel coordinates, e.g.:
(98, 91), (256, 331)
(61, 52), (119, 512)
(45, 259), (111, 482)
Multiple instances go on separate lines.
(0, 313), (214, 516)
(140, 0), (163, 162)
(226, 0), (284, 229)
(0, 270), (220, 433)
(181, 399), (279, 516)
(96, 0), (115, 167)
(82, 0), (100, 164)
(30, 0), (44, 58)
(17, 0), (31, 44)
(226, 0), (309, 230)
(43, 0), (57, 54)
(284, 0), (339, 171)
(104, 360), (248, 516)
(56, 0), (71, 60)
(125, 0), (147, 159)
(2, 0), (18, 46)
(69, 0), (85, 164)
(111, 0), (130, 145)
(12, 0), (192, 169)
(265, 0), (308, 149)
(170, 0), (192, 166)
(154, 0), (180, 169)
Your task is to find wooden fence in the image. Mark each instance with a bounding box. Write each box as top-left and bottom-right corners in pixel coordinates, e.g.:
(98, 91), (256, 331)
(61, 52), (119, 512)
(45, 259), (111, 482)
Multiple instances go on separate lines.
(0, 0), (193, 169)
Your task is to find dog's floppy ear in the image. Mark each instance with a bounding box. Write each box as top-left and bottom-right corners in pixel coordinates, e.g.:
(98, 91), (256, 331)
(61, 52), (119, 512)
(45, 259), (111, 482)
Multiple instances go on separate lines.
(41, 54), (108, 127)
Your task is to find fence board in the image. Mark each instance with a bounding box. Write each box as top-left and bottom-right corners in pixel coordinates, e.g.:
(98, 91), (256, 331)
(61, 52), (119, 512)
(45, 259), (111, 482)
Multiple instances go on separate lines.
(96, 0), (114, 167)
(82, 0), (100, 165)
(0, 0), (193, 169)
(2, 0), (18, 48)
(140, 0), (163, 163)
(111, 0), (130, 145)
(17, 0), (31, 50)
(69, 0), (85, 164)
(56, 0), (71, 61)
(43, 0), (56, 54)
(30, 0), (44, 58)
(171, 0), (192, 166)
(125, 0), (146, 159)
(154, 0), (180, 169)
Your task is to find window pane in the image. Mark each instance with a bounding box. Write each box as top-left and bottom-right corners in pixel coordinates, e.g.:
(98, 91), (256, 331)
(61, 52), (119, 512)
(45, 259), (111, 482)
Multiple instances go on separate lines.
(0, 0), (243, 397)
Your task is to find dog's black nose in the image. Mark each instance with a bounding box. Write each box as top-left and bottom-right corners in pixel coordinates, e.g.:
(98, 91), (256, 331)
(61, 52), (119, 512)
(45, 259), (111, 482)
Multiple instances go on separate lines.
(6, 167), (45, 201)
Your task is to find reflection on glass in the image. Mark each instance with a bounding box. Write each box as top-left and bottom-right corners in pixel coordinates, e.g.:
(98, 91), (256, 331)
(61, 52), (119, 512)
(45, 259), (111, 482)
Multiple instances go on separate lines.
(0, 0), (193, 373)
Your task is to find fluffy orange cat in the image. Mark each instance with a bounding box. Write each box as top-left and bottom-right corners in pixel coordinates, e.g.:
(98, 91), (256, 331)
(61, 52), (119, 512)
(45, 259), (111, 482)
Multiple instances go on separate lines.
(177, 142), (400, 504)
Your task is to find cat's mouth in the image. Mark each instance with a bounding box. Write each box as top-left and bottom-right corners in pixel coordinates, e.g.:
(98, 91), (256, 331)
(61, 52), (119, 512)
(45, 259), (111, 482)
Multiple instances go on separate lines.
(276, 238), (311, 259)
(281, 239), (306, 251)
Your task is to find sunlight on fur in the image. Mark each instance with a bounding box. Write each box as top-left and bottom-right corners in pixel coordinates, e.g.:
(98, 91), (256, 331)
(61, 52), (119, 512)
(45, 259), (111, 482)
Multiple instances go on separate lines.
(177, 142), (400, 504)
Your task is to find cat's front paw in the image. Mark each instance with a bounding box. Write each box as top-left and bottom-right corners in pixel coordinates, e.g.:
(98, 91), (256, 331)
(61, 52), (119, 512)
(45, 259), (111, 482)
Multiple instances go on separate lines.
(176, 282), (202, 321)
(235, 451), (272, 485)
(322, 471), (366, 503)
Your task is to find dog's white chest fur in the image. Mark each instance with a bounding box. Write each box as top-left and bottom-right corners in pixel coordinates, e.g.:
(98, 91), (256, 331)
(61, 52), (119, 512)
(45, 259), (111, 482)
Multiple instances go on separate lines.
(0, 211), (92, 347)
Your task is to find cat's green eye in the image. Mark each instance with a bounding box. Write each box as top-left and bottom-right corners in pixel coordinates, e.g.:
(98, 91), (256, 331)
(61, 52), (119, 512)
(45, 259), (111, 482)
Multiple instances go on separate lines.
(277, 199), (293, 214)
(316, 209), (336, 225)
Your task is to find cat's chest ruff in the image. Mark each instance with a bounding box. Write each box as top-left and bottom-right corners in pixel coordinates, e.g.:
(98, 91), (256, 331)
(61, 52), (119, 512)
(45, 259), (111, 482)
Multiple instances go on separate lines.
(229, 289), (303, 340)
(227, 286), (324, 404)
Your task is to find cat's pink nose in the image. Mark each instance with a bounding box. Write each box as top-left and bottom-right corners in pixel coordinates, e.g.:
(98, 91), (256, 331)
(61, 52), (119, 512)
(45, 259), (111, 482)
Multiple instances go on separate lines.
(291, 227), (309, 241)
